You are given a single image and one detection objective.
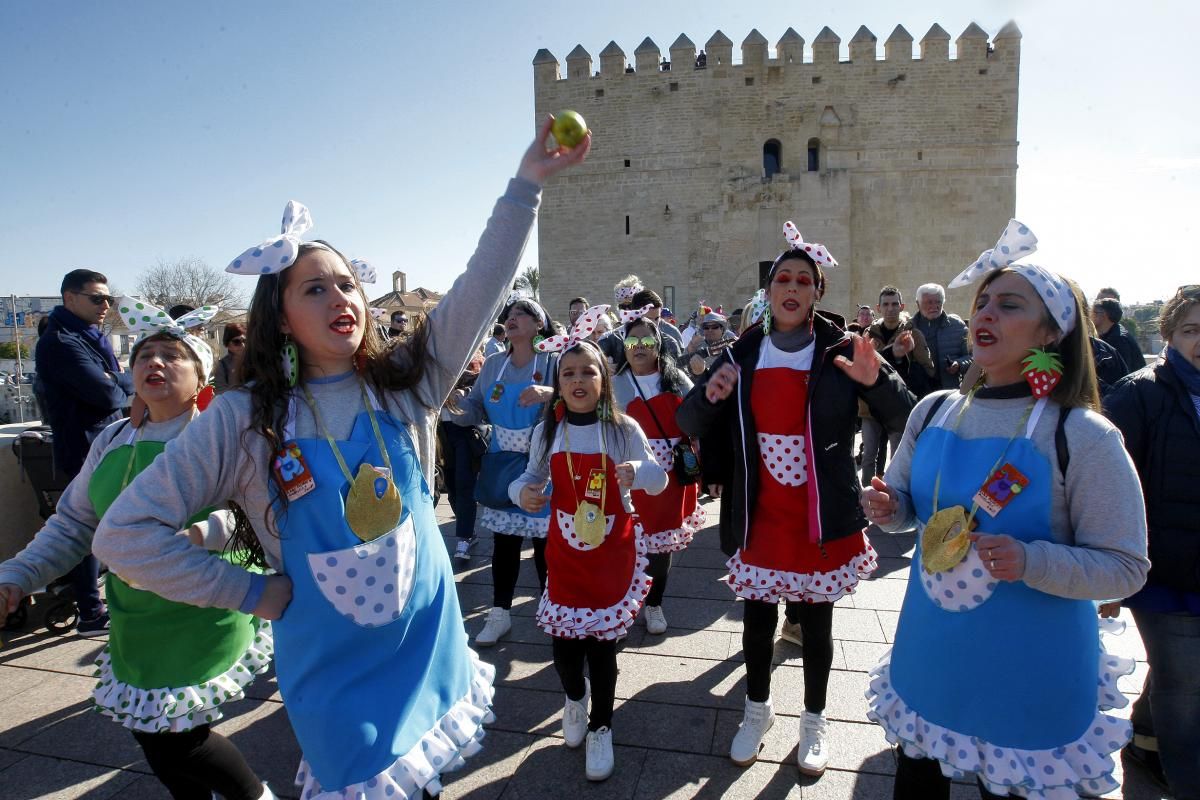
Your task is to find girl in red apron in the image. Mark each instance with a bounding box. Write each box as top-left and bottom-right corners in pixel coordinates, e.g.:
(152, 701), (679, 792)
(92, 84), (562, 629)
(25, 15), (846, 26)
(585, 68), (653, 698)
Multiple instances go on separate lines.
(612, 315), (705, 635)
(514, 323), (668, 783)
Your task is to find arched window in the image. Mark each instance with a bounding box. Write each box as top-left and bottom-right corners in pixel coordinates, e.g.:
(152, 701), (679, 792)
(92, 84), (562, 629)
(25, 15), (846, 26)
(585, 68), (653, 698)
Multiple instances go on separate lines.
(763, 139), (782, 179)
(807, 138), (820, 172)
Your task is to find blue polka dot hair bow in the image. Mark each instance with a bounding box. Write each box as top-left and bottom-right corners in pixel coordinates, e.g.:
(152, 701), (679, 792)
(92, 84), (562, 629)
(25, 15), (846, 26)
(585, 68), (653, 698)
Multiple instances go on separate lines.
(948, 219), (1076, 335)
(225, 201), (376, 284)
(115, 297), (218, 379)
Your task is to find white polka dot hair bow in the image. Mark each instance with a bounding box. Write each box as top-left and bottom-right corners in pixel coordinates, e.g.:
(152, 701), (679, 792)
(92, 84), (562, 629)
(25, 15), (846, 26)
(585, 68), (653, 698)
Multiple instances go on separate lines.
(536, 304), (611, 353)
(225, 201), (375, 284)
(618, 304), (656, 325)
(115, 297), (217, 379)
(948, 219), (1076, 334)
(782, 221), (838, 268)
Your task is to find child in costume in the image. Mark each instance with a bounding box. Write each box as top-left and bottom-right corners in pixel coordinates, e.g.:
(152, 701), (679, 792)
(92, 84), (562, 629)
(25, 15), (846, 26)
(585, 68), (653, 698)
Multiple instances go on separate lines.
(0, 306), (275, 800)
(511, 312), (668, 782)
(611, 312), (704, 634)
(862, 221), (1150, 799)
(446, 292), (555, 647)
(93, 121), (589, 800)
(677, 223), (914, 776)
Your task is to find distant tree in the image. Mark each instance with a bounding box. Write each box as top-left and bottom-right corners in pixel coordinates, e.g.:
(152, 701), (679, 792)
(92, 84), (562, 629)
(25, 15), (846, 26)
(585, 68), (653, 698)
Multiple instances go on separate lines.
(519, 265), (541, 300)
(0, 342), (30, 359)
(1122, 316), (1140, 339)
(135, 258), (245, 311)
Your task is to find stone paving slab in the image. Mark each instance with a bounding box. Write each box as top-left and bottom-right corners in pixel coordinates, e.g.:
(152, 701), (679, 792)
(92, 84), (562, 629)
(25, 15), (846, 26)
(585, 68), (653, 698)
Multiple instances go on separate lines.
(0, 497), (1167, 799)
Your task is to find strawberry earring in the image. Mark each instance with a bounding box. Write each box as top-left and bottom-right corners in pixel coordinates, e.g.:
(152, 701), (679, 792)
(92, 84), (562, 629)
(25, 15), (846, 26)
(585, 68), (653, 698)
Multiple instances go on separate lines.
(1021, 347), (1064, 398)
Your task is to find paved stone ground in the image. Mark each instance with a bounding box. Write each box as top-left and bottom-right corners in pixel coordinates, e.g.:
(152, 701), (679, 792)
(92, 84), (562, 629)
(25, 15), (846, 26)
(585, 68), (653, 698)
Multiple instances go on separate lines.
(0, 496), (1170, 799)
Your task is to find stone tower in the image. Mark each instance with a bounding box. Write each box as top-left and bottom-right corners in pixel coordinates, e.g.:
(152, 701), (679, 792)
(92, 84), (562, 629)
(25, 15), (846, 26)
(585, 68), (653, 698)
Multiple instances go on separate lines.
(532, 22), (1021, 321)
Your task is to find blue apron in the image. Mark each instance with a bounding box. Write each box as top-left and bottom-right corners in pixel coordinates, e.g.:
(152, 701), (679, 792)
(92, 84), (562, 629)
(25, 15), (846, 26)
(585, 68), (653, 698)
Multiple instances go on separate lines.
(890, 400), (1097, 751)
(478, 354), (550, 520)
(273, 393), (483, 791)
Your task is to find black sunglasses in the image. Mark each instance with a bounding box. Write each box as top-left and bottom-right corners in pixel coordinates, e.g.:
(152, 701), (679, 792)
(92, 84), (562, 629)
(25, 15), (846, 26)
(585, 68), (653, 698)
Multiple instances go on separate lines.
(701, 323), (723, 331)
(73, 290), (114, 306)
(228, 337), (247, 346)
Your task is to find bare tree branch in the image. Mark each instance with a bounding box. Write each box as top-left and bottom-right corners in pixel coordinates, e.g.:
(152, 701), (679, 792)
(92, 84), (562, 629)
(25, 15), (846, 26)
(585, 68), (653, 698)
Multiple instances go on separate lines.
(134, 258), (246, 311)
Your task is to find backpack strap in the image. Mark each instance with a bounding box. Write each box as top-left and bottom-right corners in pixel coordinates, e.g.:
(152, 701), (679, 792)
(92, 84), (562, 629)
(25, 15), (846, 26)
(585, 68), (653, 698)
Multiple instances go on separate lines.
(918, 391), (953, 435)
(1055, 406), (1071, 478)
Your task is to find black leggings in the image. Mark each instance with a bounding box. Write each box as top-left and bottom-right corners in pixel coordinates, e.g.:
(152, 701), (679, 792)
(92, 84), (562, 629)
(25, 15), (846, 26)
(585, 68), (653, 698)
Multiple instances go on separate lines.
(491, 532), (547, 609)
(894, 752), (1014, 799)
(132, 726), (262, 800)
(552, 636), (619, 731)
(645, 552), (672, 606)
(742, 599), (834, 710)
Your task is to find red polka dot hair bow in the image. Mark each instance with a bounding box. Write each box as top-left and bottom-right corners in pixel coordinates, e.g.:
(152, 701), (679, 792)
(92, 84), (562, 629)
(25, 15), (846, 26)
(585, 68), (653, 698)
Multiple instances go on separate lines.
(536, 304), (611, 353)
(225, 201), (375, 285)
(618, 304), (656, 325)
(782, 221), (839, 268)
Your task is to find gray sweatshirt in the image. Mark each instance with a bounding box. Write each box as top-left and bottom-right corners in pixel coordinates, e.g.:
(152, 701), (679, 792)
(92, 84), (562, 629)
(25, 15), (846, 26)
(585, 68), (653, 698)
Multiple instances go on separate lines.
(92, 178), (542, 612)
(451, 349), (554, 428)
(881, 391), (1150, 601)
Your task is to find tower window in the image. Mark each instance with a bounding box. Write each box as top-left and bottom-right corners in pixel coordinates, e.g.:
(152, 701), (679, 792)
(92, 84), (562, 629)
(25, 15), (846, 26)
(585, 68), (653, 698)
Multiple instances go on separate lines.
(625, 215), (630, 235)
(758, 261), (774, 289)
(763, 139), (782, 179)
(807, 138), (821, 172)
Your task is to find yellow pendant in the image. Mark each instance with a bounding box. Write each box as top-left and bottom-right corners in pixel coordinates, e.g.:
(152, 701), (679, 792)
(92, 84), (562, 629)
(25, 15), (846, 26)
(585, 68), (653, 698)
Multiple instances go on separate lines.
(345, 464), (403, 542)
(921, 505), (971, 573)
(574, 501), (606, 547)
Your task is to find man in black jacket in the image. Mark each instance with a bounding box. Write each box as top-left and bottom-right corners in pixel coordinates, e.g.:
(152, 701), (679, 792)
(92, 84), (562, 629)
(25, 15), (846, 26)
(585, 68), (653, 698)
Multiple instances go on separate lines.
(33, 269), (134, 635)
(1093, 298), (1145, 376)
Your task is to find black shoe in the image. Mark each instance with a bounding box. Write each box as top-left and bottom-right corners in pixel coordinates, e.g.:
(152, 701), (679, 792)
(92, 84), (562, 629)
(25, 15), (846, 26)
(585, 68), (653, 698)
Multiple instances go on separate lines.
(76, 611), (110, 638)
(1123, 741), (1169, 792)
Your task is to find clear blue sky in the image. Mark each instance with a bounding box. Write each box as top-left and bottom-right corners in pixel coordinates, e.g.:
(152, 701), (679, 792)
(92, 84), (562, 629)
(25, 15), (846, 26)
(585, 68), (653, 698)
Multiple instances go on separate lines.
(1, 1), (1194, 306)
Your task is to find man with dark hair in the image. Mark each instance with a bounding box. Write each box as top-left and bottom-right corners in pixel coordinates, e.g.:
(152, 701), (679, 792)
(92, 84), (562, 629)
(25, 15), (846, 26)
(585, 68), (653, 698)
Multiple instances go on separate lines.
(34, 268), (135, 635)
(630, 288), (683, 347)
(483, 322), (506, 358)
(567, 297), (589, 327)
(1096, 287), (1121, 301)
(387, 310), (410, 339)
(1092, 298), (1145, 376)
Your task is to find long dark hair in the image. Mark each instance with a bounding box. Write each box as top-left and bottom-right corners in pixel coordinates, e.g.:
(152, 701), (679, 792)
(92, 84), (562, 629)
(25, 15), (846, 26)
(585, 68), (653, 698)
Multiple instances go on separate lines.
(227, 241), (434, 566)
(539, 340), (633, 459)
(621, 318), (689, 397)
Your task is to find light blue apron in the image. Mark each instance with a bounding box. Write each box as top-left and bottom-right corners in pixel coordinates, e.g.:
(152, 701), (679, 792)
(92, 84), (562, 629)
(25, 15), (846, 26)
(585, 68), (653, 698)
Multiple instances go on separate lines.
(272, 389), (482, 791)
(478, 354), (550, 520)
(890, 399), (1097, 751)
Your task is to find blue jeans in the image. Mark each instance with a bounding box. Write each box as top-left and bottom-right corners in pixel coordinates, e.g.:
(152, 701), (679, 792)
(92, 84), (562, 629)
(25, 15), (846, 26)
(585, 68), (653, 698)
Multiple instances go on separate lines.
(66, 553), (104, 619)
(1130, 608), (1200, 799)
(439, 422), (479, 541)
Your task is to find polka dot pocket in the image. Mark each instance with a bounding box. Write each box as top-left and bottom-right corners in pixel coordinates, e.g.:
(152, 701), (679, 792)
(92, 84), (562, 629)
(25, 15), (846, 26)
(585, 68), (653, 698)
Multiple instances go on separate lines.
(556, 508), (616, 552)
(756, 433), (807, 487)
(493, 425), (534, 453)
(306, 514), (418, 628)
(918, 536), (998, 613)
(647, 437), (678, 472)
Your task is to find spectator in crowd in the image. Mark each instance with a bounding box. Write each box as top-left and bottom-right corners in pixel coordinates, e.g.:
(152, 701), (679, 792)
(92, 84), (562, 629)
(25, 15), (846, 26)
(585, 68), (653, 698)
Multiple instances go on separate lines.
(1102, 284), (1200, 799)
(1093, 298), (1145, 376)
(729, 308), (745, 335)
(213, 323), (246, 395)
(567, 296), (589, 327)
(441, 348), (488, 562)
(387, 310), (410, 339)
(598, 288), (686, 373)
(34, 268), (135, 635)
(911, 283), (971, 393)
(863, 287), (934, 484)
(631, 289), (683, 347)
(686, 311), (736, 376)
(1096, 287), (1121, 301)
(849, 304), (874, 333)
(484, 323), (507, 358)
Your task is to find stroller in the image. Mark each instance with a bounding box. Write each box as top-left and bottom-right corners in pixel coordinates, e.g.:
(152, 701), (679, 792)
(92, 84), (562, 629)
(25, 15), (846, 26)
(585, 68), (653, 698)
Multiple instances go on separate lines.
(3, 426), (79, 634)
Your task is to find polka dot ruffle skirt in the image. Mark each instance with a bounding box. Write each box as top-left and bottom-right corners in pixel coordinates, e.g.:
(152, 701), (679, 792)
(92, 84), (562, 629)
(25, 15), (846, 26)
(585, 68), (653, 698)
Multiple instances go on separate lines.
(91, 619), (274, 733)
(536, 533), (652, 641)
(865, 617), (1136, 799)
(724, 544), (878, 604)
(640, 506), (706, 555)
(479, 507), (549, 539)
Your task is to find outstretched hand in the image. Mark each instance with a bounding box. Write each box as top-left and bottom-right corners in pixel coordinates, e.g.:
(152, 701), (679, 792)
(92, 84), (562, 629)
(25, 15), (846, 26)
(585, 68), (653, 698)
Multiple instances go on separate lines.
(834, 334), (883, 386)
(0, 584), (23, 616)
(516, 115), (591, 186)
(705, 363), (739, 403)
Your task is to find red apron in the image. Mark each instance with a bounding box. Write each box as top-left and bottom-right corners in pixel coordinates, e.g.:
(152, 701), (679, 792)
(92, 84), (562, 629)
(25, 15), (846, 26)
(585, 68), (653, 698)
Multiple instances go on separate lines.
(625, 392), (701, 541)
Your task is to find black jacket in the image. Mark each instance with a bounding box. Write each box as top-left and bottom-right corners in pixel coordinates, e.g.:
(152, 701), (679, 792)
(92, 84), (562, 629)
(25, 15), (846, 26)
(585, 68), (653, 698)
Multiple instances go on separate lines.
(34, 309), (134, 476)
(1090, 336), (1128, 396)
(1100, 323), (1145, 378)
(676, 314), (916, 556)
(1103, 359), (1200, 594)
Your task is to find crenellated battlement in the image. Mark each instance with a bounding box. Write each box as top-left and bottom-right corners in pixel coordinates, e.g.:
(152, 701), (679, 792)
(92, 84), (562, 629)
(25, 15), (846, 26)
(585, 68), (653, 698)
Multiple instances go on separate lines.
(532, 22), (1020, 83)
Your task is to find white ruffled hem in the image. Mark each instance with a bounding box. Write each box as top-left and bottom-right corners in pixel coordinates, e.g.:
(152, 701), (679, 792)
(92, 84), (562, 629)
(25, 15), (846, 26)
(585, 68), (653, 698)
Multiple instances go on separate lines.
(92, 620), (273, 733)
(724, 543), (878, 603)
(537, 533), (652, 640)
(641, 507), (706, 554)
(865, 618), (1136, 799)
(295, 650), (497, 800)
(480, 507), (549, 539)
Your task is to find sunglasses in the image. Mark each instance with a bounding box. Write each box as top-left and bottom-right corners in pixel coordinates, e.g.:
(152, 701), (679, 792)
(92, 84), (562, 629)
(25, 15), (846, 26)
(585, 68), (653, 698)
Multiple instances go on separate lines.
(701, 324), (723, 331)
(624, 336), (658, 350)
(73, 291), (114, 306)
(228, 337), (246, 346)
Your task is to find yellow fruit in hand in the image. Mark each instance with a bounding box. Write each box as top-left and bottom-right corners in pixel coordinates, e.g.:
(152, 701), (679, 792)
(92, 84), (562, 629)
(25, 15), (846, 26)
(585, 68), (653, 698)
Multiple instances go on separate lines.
(551, 110), (588, 149)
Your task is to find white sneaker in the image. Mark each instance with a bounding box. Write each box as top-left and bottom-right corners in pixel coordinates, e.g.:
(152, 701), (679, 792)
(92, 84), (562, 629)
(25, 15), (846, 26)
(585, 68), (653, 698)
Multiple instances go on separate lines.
(562, 678), (590, 748)
(454, 539), (474, 561)
(729, 697), (775, 766)
(585, 726), (614, 781)
(796, 710), (829, 776)
(474, 607), (511, 647)
(644, 605), (668, 635)
(779, 619), (803, 647)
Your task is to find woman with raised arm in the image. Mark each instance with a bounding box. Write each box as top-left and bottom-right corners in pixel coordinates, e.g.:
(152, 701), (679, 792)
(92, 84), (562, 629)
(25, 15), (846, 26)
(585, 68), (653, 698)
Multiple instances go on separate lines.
(93, 120), (589, 800)
(677, 222), (914, 777)
(862, 221), (1149, 800)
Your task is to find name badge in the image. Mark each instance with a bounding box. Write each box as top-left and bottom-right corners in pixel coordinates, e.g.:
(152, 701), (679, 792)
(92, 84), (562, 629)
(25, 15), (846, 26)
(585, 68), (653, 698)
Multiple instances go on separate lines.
(973, 463), (1030, 518)
(584, 468), (606, 501)
(273, 441), (316, 501)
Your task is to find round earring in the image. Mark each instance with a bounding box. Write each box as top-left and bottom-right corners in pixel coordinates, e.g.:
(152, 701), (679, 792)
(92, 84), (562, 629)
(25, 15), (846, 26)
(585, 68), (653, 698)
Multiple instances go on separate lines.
(762, 307), (772, 335)
(281, 335), (299, 388)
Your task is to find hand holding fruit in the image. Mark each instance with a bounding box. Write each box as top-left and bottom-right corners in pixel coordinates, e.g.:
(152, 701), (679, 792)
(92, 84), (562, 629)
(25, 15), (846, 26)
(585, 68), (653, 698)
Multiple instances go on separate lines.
(517, 114), (591, 186)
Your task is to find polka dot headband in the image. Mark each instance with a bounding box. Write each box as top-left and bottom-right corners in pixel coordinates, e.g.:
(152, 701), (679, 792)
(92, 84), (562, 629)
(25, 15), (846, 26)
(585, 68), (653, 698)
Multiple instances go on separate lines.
(614, 282), (644, 303)
(537, 304), (610, 353)
(225, 200), (376, 284)
(618, 303), (656, 325)
(117, 297), (217, 380)
(949, 219), (1076, 335)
